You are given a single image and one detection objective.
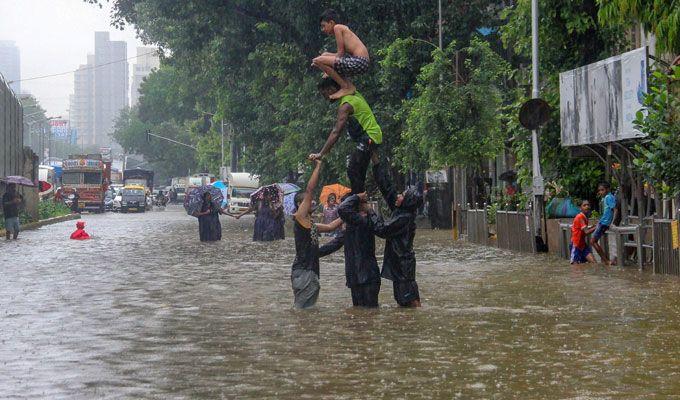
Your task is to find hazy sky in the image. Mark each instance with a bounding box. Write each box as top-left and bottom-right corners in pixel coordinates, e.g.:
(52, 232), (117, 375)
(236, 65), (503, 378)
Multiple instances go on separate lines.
(0, 0), (146, 117)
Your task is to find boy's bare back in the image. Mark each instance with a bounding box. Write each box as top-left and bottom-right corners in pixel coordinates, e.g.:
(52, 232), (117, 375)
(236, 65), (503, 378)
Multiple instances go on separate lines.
(334, 24), (369, 59)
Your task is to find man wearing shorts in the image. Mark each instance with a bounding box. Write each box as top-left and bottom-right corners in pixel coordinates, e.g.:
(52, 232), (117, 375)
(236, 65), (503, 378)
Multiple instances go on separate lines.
(3, 183), (24, 240)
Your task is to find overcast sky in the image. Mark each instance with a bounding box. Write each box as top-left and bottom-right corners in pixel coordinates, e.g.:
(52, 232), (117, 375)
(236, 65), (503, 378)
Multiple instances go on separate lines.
(0, 0), (146, 117)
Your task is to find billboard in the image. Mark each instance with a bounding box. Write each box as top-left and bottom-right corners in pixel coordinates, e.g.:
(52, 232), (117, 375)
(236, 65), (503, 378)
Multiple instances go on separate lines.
(559, 47), (647, 146)
(49, 119), (69, 140)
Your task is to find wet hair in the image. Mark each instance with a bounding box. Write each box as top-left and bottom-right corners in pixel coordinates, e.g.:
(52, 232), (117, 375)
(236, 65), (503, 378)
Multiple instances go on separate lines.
(598, 182), (611, 190)
(399, 188), (423, 212)
(318, 77), (340, 92)
(320, 9), (340, 23)
(580, 199), (590, 206)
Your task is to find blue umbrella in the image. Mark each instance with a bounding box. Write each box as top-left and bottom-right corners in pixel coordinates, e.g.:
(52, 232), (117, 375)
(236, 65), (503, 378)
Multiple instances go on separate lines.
(211, 180), (229, 208)
(184, 185), (224, 217)
(276, 183), (301, 195)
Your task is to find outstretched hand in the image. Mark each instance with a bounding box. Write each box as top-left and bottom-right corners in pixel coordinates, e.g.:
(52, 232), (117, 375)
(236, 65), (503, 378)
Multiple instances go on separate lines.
(308, 153), (322, 162)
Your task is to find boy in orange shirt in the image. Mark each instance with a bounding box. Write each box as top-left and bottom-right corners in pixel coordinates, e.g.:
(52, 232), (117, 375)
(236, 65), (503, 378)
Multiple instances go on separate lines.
(570, 200), (596, 264)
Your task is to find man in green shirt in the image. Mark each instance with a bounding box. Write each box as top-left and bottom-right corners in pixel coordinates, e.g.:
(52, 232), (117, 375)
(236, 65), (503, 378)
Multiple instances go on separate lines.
(309, 77), (383, 193)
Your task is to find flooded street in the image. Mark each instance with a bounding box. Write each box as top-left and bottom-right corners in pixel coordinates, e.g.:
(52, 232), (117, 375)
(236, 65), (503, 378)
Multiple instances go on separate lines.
(2, 207), (680, 398)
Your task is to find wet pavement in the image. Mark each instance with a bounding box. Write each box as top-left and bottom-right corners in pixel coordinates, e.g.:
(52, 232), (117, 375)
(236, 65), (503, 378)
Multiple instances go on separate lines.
(2, 206), (680, 398)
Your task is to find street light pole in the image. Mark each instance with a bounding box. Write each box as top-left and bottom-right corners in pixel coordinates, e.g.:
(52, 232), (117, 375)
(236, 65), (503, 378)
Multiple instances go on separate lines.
(530, 0), (544, 240)
(220, 120), (227, 180)
(438, 0), (443, 50)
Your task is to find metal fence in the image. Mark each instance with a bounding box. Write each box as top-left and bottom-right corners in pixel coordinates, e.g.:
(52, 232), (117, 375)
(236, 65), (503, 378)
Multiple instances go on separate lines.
(653, 219), (680, 275)
(465, 208), (488, 245)
(1, 73), (23, 179)
(496, 210), (536, 253)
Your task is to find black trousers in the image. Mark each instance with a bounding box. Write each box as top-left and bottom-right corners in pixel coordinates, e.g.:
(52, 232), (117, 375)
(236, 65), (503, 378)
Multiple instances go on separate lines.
(347, 142), (375, 194)
(350, 281), (381, 307)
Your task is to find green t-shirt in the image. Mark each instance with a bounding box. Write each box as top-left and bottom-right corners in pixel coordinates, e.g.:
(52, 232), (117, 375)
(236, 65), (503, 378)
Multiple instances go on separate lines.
(339, 92), (383, 145)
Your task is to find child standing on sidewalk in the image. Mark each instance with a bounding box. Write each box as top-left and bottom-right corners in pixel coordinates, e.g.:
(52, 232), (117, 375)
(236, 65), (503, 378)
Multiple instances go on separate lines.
(590, 182), (618, 265)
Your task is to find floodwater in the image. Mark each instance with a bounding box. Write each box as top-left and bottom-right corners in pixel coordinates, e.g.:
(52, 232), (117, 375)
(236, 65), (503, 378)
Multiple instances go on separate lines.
(2, 206), (680, 399)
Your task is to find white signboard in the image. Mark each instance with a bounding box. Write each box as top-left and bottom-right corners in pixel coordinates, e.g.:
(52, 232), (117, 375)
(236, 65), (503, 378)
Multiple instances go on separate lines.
(559, 47), (647, 146)
(426, 169), (448, 184)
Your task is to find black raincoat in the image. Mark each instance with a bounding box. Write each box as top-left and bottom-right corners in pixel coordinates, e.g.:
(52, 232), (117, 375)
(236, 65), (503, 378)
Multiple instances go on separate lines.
(369, 162), (422, 283)
(319, 195), (380, 288)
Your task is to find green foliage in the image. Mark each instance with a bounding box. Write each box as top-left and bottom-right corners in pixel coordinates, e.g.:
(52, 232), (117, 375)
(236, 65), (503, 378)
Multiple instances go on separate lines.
(634, 66), (680, 194)
(395, 37), (511, 171)
(111, 107), (197, 182)
(95, 0), (502, 184)
(38, 200), (71, 220)
(500, 0), (618, 200)
(597, 0), (680, 55)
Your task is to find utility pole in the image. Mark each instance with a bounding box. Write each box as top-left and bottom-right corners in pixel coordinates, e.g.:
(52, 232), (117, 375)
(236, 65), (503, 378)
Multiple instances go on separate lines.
(220, 120), (227, 180)
(530, 0), (545, 240)
(229, 123), (238, 173)
(438, 0), (443, 50)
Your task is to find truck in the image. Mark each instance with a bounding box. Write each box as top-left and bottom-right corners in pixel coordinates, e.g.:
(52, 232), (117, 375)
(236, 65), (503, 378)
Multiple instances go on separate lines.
(171, 176), (189, 203)
(124, 168), (154, 211)
(61, 154), (111, 213)
(227, 172), (260, 214)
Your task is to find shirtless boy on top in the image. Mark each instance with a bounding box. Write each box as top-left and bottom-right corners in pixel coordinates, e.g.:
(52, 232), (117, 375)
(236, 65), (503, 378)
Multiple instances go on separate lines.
(311, 9), (370, 99)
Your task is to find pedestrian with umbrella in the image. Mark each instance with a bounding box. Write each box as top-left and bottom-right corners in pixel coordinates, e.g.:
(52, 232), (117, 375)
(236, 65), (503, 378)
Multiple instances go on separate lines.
(185, 185), (229, 242)
(235, 184), (286, 241)
(2, 182), (25, 240)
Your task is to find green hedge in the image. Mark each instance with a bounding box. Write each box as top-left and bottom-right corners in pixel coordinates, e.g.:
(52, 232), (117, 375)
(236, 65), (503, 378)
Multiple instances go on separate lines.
(38, 200), (71, 221)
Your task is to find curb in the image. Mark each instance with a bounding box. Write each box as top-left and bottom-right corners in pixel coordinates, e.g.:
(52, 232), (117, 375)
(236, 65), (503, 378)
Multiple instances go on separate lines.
(1, 213), (81, 236)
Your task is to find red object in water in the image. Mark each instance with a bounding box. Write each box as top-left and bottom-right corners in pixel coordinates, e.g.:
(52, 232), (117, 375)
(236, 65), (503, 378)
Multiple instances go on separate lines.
(70, 221), (90, 240)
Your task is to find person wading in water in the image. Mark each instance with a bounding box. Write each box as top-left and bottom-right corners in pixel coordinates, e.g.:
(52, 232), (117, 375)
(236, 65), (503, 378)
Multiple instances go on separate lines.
(291, 159), (342, 309)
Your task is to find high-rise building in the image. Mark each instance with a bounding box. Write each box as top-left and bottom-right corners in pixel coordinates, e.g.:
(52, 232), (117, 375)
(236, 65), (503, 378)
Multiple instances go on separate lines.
(0, 41), (20, 94)
(70, 32), (128, 150)
(130, 47), (160, 107)
(70, 54), (95, 148)
(94, 32), (128, 149)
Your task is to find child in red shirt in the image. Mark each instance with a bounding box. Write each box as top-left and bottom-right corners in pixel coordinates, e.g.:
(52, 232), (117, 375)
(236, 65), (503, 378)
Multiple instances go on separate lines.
(570, 200), (596, 264)
(70, 221), (90, 240)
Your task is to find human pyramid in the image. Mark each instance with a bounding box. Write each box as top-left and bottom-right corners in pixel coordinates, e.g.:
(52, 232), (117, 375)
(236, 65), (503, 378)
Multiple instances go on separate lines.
(291, 9), (423, 309)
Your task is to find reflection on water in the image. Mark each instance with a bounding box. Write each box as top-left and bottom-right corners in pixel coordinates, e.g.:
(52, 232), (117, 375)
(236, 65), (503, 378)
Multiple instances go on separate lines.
(1, 207), (680, 398)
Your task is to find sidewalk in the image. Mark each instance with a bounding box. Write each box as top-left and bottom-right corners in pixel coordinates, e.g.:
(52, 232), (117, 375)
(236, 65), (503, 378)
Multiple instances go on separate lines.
(0, 213), (81, 237)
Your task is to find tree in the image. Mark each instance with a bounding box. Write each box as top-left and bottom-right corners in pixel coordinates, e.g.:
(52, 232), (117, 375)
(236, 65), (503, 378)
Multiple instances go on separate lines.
(597, 0), (680, 56)
(390, 37), (511, 172)
(499, 0), (623, 200)
(634, 66), (680, 195)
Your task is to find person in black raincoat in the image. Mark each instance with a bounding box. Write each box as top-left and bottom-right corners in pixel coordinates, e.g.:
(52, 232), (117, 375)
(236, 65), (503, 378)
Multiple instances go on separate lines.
(368, 154), (423, 307)
(319, 194), (381, 307)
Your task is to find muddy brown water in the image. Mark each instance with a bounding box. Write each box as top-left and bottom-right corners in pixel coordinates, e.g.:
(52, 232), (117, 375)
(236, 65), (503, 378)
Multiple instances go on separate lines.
(1, 206), (679, 398)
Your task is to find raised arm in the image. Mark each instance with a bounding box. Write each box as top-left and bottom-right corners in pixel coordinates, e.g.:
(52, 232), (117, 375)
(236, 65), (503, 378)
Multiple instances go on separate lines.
(372, 160), (398, 211)
(333, 25), (346, 57)
(310, 103), (353, 160)
(295, 159), (322, 220)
